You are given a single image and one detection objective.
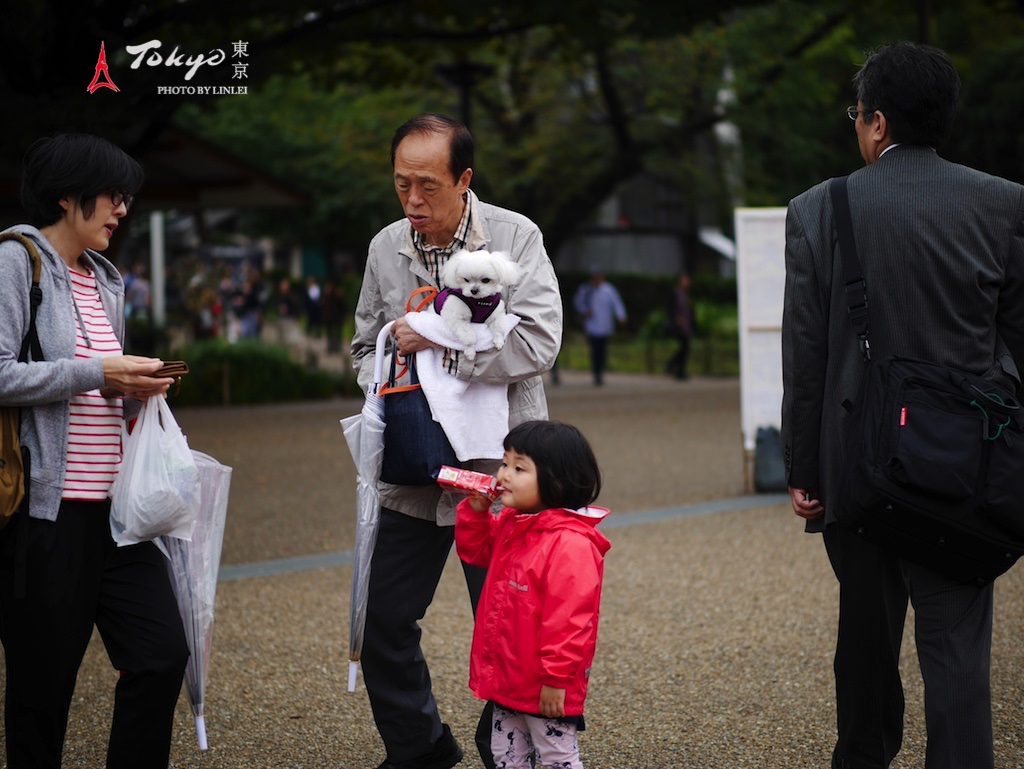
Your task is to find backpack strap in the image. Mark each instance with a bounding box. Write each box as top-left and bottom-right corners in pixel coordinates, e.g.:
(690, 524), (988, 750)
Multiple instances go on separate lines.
(378, 351), (422, 397)
(0, 232), (44, 363)
(829, 177), (871, 362)
(0, 232), (43, 600)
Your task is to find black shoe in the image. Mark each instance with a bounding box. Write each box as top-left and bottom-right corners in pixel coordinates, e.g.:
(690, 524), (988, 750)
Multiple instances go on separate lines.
(375, 724), (463, 769)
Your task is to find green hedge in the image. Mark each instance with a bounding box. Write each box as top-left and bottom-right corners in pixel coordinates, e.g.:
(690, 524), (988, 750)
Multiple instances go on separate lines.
(167, 340), (357, 406)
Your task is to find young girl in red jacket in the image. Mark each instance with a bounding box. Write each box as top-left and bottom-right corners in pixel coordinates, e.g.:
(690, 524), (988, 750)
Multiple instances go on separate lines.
(455, 420), (611, 769)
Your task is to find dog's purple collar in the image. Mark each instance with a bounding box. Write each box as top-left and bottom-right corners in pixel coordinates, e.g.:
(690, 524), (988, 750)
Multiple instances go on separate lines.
(434, 287), (502, 323)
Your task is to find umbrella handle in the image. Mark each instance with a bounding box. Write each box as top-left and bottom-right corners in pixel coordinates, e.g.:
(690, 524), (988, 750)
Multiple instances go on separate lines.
(196, 715), (208, 750)
(348, 661), (359, 693)
(372, 321), (396, 390)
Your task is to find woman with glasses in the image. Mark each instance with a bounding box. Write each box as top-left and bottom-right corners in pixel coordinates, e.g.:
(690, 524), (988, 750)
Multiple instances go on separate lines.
(0, 133), (188, 769)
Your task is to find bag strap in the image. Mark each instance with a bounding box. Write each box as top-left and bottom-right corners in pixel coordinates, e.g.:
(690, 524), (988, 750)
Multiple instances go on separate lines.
(829, 176), (871, 363)
(0, 232), (43, 601)
(830, 187), (1021, 422)
(377, 285), (440, 396)
(0, 232), (44, 363)
(378, 352), (422, 397)
(407, 286), (438, 313)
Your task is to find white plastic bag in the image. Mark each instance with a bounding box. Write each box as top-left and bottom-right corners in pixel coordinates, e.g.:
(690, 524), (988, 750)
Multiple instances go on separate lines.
(109, 395), (200, 546)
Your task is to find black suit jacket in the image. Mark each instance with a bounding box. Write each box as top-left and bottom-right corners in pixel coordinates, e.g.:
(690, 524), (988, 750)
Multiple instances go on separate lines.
(781, 145), (1024, 530)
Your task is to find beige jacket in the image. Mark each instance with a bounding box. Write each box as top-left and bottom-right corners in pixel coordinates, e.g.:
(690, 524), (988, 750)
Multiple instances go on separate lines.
(351, 190), (563, 525)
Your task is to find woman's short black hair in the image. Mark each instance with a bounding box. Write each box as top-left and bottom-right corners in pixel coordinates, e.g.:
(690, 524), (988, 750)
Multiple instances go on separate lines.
(390, 113), (474, 184)
(503, 420), (602, 511)
(20, 133), (144, 227)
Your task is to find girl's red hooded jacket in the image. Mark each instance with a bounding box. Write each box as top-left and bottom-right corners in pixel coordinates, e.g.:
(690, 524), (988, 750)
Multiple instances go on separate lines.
(455, 498), (611, 716)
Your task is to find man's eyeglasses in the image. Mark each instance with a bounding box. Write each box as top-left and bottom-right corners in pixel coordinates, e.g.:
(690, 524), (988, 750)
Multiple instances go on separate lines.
(109, 189), (136, 211)
(846, 105), (874, 122)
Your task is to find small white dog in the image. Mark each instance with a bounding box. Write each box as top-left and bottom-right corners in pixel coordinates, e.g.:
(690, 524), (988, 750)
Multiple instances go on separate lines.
(432, 249), (521, 361)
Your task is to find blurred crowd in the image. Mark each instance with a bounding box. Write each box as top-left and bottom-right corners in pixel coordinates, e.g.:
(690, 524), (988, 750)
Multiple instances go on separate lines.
(121, 258), (350, 353)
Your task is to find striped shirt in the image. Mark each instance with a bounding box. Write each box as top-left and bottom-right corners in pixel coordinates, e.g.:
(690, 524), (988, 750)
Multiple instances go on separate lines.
(412, 193), (472, 373)
(63, 268), (123, 500)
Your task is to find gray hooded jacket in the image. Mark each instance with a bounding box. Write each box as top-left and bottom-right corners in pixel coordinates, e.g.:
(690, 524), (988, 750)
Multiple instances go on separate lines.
(0, 225), (128, 521)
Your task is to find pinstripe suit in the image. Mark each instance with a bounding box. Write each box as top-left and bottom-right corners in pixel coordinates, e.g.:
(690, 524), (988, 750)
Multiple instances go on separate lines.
(782, 145), (1024, 768)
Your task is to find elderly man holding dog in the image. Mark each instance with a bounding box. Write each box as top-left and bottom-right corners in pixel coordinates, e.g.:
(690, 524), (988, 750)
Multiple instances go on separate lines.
(350, 113), (562, 769)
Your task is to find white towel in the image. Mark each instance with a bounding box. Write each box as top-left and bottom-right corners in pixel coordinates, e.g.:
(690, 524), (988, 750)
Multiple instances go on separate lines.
(404, 311), (521, 461)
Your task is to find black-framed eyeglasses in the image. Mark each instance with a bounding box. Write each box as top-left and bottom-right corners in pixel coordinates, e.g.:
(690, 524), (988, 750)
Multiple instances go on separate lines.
(109, 189), (136, 211)
(846, 105), (874, 122)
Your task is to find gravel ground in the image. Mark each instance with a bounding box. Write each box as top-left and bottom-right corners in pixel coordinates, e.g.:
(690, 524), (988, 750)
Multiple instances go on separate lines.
(3, 371), (1023, 768)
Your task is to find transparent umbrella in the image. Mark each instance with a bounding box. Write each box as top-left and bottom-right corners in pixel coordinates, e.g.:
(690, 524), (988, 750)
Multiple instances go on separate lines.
(340, 321), (393, 692)
(156, 450), (232, 749)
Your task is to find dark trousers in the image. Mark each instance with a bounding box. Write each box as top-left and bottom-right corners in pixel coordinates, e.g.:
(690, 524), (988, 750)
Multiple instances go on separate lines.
(823, 525), (994, 769)
(666, 334), (691, 379)
(585, 335), (610, 384)
(362, 508), (493, 767)
(0, 501), (189, 769)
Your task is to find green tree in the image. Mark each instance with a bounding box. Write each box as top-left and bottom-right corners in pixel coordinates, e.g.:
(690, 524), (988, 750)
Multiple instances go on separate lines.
(6, 0), (1024, 258)
(169, 0), (810, 258)
(178, 75), (432, 252)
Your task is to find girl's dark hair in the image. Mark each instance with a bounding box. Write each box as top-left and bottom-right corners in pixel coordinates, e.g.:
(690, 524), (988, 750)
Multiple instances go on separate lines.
(390, 113), (474, 183)
(20, 133), (144, 227)
(504, 420), (602, 510)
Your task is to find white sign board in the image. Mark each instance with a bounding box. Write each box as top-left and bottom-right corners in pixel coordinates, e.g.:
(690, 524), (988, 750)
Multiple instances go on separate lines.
(734, 207), (787, 453)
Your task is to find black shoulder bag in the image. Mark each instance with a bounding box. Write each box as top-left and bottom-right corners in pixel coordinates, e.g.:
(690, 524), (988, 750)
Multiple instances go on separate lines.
(378, 352), (459, 486)
(830, 176), (1024, 583)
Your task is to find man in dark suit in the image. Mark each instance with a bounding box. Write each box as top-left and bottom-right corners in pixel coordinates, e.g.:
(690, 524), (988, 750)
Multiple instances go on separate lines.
(781, 42), (1024, 769)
